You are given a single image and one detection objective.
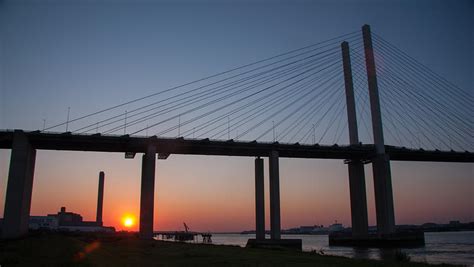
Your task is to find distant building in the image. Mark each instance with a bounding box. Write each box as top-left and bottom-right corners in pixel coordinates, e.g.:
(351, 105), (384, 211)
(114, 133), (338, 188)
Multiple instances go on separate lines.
(311, 225), (327, 234)
(29, 207), (115, 233)
(298, 225), (326, 234)
(421, 222), (438, 229)
(281, 224), (330, 234)
(49, 207), (83, 226)
(299, 226), (316, 232)
(449, 220), (460, 226)
(29, 216), (59, 230)
(27, 172), (114, 233)
(328, 222), (344, 232)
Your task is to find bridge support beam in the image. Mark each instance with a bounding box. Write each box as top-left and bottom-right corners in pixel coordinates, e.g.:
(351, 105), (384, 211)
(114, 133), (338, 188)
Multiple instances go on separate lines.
(341, 41), (369, 238)
(362, 24), (396, 235)
(269, 150), (281, 240)
(254, 157), (265, 240)
(2, 130), (36, 239)
(139, 145), (156, 239)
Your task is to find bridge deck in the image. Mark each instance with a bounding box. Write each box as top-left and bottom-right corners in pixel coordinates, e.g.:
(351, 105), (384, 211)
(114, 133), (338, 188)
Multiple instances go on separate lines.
(0, 130), (472, 162)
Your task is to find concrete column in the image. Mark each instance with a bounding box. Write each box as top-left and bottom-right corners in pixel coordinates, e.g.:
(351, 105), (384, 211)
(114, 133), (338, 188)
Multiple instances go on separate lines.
(362, 24), (396, 235)
(341, 41), (369, 237)
(348, 162), (369, 237)
(254, 157), (265, 240)
(2, 130), (36, 239)
(372, 154), (395, 235)
(269, 150), (281, 240)
(96, 171), (105, 226)
(139, 145), (156, 239)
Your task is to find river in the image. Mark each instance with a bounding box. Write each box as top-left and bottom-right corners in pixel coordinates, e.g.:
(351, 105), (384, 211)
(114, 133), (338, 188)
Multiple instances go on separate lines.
(207, 231), (474, 266)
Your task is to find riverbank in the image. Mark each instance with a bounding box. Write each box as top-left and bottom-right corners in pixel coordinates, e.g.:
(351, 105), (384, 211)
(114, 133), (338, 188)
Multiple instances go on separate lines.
(0, 233), (457, 266)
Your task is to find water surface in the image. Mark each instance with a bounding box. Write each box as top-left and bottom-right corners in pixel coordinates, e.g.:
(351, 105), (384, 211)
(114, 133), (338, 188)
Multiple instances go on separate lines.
(209, 231), (474, 266)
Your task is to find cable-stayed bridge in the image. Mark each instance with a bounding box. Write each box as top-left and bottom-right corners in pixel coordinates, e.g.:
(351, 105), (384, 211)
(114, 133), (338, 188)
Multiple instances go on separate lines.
(1, 25), (472, 246)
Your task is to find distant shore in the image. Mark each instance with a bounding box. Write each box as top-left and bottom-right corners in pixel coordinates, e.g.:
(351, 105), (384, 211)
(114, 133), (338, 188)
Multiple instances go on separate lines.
(238, 228), (474, 235)
(0, 232), (457, 266)
(239, 222), (474, 235)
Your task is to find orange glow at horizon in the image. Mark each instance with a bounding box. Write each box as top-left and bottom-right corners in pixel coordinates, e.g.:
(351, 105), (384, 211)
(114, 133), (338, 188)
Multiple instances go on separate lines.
(0, 151), (473, 232)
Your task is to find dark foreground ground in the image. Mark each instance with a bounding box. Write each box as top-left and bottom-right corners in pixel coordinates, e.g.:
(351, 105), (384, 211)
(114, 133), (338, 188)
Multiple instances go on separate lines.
(0, 233), (456, 267)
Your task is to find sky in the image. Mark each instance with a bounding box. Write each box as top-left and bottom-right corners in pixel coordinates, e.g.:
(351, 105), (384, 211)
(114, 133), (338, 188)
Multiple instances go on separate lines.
(0, 0), (473, 232)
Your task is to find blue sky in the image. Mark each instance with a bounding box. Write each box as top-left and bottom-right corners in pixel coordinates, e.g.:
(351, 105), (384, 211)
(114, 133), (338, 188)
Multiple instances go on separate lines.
(1, 0), (472, 132)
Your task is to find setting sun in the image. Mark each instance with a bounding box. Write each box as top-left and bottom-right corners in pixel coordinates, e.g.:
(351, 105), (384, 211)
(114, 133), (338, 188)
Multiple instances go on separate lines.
(122, 215), (135, 228)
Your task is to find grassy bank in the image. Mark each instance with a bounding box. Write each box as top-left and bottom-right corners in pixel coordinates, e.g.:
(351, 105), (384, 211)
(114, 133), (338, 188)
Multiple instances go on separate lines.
(0, 233), (455, 266)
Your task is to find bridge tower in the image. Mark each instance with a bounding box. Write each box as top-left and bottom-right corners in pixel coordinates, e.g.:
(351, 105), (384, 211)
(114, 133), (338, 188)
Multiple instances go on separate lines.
(341, 41), (369, 238)
(362, 24), (396, 235)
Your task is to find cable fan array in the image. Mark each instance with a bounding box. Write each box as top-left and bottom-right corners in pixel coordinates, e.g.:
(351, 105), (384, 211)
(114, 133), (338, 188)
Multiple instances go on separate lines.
(44, 31), (363, 145)
(349, 33), (472, 152)
(42, 29), (472, 152)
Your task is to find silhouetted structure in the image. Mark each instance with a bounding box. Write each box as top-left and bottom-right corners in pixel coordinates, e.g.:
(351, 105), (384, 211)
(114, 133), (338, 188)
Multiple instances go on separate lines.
(254, 157), (265, 240)
(52, 207), (83, 226)
(0, 25), (472, 245)
(28, 206), (114, 232)
(341, 40), (369, 238)
(96, 171), (105, 226)
(362, 24), (396, 236)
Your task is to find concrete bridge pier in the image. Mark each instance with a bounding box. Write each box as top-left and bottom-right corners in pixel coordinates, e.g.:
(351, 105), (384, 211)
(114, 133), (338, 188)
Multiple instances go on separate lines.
(139, 144), (157, 239)
(372, 155), (395, 235)
(269, 150), (281, 240)
(347, 161), (369, 237)
(247, 153), (301, 250)
(2, 130), (36, 239)
(254, 157), (265, 240)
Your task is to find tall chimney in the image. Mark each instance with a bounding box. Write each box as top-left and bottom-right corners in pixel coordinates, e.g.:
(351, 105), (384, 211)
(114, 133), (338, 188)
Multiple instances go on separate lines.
(96, 171), (105, 226)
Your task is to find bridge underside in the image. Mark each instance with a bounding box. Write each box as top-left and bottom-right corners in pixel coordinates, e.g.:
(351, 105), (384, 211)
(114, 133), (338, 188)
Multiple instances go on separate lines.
(0, 131), (471, 162)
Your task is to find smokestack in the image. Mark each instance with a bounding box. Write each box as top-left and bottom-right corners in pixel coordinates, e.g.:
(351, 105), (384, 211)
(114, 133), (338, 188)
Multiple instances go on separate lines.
(96, 171), (105, 226)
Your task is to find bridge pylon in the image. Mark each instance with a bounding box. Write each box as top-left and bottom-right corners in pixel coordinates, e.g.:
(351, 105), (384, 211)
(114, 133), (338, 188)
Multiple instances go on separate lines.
(362, 24), (396, 235)
(341, 41), (369, 238)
